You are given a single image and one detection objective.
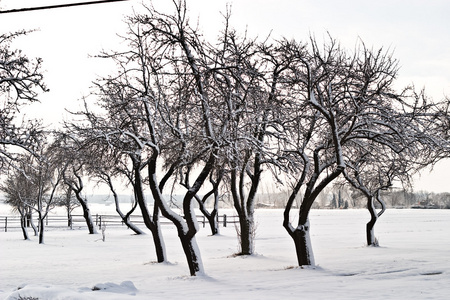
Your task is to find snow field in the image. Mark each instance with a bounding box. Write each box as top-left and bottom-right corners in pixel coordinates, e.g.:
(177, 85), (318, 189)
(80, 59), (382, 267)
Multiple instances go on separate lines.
(1, 208), (449, 299)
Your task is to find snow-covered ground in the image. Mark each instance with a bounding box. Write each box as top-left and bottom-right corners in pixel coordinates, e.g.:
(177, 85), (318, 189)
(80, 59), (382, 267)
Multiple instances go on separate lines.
(1, 205), (449, 299)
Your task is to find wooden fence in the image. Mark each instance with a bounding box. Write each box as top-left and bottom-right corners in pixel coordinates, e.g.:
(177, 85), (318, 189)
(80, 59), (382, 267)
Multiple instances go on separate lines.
(0, 213), (239, 232)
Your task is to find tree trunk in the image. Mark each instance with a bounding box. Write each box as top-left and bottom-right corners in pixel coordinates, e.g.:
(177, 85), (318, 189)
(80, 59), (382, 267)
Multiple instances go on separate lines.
(20, 214), (29, 240)
(134, 193), (166, 263)
(26, 210), (38, 236)
(29, 214), (38, 236)
(148, 153), (214, 275)
(286, 214), (316, 266)
(181, 190), (206, 276)
(147, 148), (216, 275)
(134, 164), (166, 262)
(67, 211), (72, 227)
(366, 196), (378, 246)
(113, 188), (144, 235)
(238, 216), (254, 255)
(207, 210), (219, 235)
(191, 169), (222, 236)
(292, 219), (315, 266)
(287, 184), (320, 267)
(135, 202), (166, 262)
(180, 234), (204, 276)
(123, 213), (145, 235)
(197, 200), (219, 235)
(77, 197), (96, 234)
(26, 212), (31, 227)
(151, 205), (166, 263)
(38, 213), (45, 244)
(150, 217), (166, 263)
(231, 164), (259, 256)
(290, 164), (343, 266)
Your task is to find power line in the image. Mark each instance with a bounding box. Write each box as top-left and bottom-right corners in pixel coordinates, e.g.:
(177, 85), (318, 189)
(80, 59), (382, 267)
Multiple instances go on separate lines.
(0, 0), (130, 14)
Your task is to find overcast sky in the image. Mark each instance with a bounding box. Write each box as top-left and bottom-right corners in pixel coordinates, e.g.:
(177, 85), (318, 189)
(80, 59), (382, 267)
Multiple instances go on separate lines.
(1, 0), (449, 193)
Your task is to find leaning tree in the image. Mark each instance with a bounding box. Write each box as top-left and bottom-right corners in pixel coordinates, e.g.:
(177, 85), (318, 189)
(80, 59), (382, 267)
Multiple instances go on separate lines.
(52, 136), (98, 235)
(279, 37), (432, 266)
(124, 0), (228, 275)
(84, 143), (145, 236)
(61, 120), (148, 237)
(278, 38), (346, 267)
(71, 0), (217, 270)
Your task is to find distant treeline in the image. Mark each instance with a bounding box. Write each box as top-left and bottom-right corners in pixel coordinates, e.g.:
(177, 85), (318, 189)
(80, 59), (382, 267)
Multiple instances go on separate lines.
(6, 188), (445, 210)
(251, 188), (450, 209)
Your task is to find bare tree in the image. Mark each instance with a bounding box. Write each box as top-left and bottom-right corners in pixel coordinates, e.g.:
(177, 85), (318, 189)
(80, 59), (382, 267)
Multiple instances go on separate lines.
(61, 158), (97, 235)
(277, 38), (345, 267)
(343, 145), (404, 246)
(278, 37), (432, 266)
(203, 17), (289, 254)
(36, 149), (63, 244)
(75, 82), (168, 260)
(0, 31), (46, 102)
(58, 125), (146, 235)
(49, 133), (98, 235)
(1, 31), (47, 239)
(54, 186), (80, 227)
(129, 1), (222, 275)
(0, 157), (38, 239)
(9, 142), (64, 244)
(86, 151), (145, 235)
(86, 0), (241, 275)
(1, 31), (47, 173)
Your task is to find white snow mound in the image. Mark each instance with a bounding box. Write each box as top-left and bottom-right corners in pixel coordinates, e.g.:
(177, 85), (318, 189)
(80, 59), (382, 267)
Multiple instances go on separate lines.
(4, 281), (138, 300)
(91, 280), (138, 294)
(5, 284), (88, 300)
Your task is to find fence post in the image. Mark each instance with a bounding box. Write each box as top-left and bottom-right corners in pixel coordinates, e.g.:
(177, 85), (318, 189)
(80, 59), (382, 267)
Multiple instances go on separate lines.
(96, 214), (98, 226)
(99, 215), (102, 230)
(223, 214), (227, 227)
(5, 217), (7, 232)
(202, 216), (205, 228)
(46, 215), (48, 226)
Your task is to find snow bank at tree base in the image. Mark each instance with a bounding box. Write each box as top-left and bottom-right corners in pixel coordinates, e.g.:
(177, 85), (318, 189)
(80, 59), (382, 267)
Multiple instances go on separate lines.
(4, 281), (138, 300)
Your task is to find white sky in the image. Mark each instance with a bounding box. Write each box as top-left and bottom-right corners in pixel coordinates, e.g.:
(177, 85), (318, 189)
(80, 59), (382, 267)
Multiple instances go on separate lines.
(1, 0), (449, 193)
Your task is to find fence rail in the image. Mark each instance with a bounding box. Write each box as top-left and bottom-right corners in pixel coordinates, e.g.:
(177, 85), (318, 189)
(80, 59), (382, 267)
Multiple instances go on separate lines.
(0, 213), (239, 232)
